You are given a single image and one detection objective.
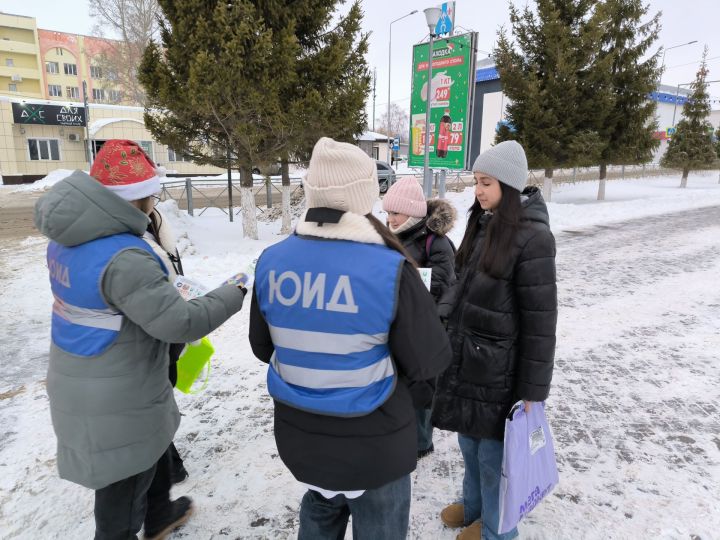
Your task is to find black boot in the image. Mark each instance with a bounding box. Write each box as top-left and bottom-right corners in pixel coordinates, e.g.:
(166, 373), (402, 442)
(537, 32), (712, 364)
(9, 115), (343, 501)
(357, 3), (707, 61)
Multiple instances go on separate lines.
(169, 465), (189, 485)
(417, 443), (435, 460)
(169, 443), (189, 485)
(143, 496), (193, 540)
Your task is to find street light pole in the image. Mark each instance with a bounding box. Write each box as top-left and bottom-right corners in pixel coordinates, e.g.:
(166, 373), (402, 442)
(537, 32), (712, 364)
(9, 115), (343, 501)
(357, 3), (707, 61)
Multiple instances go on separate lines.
(387, 10), (418, 164)
(660, 40), (698, 77)
(422, 7), (442, 197)
(672, 79), (720, 127)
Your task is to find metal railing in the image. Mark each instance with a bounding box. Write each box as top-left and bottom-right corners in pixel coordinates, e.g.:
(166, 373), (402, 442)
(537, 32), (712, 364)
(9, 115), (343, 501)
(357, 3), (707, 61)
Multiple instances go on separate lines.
(158, 175), (304, 217)
(159, 163), (686, 220)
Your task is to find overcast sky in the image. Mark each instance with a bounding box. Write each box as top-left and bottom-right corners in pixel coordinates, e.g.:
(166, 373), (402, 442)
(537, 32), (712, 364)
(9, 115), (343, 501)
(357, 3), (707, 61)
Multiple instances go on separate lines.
(4, 0), (719, 122)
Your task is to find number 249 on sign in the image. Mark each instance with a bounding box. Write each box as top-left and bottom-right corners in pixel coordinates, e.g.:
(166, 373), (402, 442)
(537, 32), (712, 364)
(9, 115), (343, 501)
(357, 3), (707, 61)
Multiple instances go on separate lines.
(435, 86), (451, 100)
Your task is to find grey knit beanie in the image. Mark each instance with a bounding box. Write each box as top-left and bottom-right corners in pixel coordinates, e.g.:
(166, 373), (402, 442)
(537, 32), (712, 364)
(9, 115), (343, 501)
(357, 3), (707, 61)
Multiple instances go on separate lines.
(471, 140), (528, 192)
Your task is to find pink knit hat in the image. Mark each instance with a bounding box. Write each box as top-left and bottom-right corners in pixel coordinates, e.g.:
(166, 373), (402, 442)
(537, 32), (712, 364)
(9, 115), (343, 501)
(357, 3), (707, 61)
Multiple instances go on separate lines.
(382, 176), (427, 218)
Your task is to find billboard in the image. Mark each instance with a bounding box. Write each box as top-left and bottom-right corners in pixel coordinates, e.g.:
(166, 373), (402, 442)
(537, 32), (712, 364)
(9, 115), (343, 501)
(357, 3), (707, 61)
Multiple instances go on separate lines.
(12, 103), (86, 127)
(408, 32), (477, 170)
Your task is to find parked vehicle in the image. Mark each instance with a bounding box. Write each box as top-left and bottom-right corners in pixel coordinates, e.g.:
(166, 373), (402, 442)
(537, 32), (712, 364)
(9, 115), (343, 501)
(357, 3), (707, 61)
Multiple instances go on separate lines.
(376, 160), (396, 193)
(252, 163), (283, 176)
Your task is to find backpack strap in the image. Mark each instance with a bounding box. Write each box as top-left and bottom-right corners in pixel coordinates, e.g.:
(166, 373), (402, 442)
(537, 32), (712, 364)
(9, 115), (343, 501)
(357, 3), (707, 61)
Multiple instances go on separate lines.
(425, 233), (436, 260)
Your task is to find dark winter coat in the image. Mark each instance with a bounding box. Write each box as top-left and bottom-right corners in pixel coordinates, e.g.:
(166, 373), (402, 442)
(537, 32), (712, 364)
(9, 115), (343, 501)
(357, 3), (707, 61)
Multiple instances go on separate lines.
(395, 199), (456, 408)
(432, 187), (557, 441)
(249, 211), (452, 491)
(396, 198), (457, 302)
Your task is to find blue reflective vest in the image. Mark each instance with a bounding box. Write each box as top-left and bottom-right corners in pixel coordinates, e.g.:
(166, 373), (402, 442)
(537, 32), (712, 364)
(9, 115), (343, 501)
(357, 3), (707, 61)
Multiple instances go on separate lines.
(47, 233), (167, 357)
(255, 234), (405, 417)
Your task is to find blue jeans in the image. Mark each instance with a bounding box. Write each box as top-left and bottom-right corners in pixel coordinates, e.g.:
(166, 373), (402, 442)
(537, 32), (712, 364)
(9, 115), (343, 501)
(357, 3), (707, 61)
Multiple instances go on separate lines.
(298, 474), (411, 540)
(416, 407), (434, 452)
(458, 434), (518, 540)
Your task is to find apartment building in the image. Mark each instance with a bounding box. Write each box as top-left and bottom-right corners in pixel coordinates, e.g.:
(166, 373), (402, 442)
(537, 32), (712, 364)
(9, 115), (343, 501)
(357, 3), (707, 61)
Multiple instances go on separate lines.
(0, 12), (224, 183)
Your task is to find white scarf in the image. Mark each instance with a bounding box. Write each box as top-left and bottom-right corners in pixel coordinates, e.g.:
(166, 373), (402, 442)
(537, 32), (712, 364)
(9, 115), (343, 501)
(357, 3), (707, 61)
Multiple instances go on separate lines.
(295, 210), (385, 245)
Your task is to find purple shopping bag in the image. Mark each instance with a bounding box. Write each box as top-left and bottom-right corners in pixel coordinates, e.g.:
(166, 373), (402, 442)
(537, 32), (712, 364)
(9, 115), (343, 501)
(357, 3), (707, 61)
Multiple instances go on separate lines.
(498, 401), (559, 534)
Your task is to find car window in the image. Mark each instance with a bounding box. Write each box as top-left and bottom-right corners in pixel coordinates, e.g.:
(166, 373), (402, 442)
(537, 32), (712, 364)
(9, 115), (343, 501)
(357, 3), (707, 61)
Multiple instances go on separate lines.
(376, 162), (389, 171)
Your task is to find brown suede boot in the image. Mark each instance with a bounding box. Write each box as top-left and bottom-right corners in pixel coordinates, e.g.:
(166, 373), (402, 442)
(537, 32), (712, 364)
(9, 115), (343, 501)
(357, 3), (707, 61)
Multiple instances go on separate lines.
(440, 503), (465, 528)
(456, 520), (482, 540)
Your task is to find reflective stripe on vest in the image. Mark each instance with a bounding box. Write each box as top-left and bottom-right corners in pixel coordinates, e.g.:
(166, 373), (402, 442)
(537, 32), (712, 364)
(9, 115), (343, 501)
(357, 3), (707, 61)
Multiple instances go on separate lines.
(255, 234), (404, 417)
(269, 351), (394, 389)
(52, 297), (123, 331)
(267, 323), (388, 354)
(47, 233), (167, 357)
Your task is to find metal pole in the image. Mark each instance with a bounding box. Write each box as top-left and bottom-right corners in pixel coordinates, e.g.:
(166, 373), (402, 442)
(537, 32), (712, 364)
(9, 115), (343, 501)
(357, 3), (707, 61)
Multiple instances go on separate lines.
(266, 176), (272, 209)
(439, 169), (446, 199)
(388, 24), (392, 143)
(227, 147), (233, 222)
(422, 32), (435, 197)
(671, 83), (681, 127)
(185, 177), (193, 216)
(82, 80), (92, 166)
(372, 68), (377, 132)
(387, 11), (417, 153)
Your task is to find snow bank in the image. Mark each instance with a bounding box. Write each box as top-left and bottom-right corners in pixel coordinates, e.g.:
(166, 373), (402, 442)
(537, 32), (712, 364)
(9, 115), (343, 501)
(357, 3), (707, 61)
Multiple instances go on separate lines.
(11, 169), (80, 193)
(1, 167), (720, 539)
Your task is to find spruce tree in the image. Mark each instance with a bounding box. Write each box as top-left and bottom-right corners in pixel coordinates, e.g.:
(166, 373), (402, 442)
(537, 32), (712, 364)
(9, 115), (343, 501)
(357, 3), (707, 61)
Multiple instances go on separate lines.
(494, 0), (609, 201)
(139, 0), (297, 239)
(252, 0), (369, 233)
(594, 0), (661, 200)
(660, 48), (718, 188)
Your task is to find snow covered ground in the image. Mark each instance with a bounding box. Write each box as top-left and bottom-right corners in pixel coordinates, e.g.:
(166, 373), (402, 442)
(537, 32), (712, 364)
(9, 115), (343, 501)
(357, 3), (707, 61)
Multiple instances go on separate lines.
(1, 171), (719, 539)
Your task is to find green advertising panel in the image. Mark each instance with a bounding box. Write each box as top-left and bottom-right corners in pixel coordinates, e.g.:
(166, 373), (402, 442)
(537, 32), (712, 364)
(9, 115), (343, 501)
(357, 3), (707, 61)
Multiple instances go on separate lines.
(408, 32), (476, 170)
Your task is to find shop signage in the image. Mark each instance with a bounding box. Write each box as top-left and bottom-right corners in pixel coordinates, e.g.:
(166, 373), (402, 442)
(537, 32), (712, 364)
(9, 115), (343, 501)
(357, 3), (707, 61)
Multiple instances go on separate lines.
(12, 103), (87, 127)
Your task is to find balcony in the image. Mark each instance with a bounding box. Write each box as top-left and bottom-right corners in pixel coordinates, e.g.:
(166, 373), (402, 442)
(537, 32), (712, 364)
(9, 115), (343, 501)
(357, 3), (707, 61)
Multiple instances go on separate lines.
(0, 38), (38, 56)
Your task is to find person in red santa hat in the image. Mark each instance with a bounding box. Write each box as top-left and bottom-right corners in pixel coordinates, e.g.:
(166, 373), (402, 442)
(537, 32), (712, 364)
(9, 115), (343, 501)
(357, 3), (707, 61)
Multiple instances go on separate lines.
(35, 140), (248, 539)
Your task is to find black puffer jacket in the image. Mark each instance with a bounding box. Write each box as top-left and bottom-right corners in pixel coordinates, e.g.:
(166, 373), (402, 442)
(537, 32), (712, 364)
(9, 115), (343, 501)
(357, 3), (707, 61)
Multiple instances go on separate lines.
(249, 212), (452, 491)
(396, 198), (457, 302)
(432, 187), (557, 440)
(396, 199), (456, 408)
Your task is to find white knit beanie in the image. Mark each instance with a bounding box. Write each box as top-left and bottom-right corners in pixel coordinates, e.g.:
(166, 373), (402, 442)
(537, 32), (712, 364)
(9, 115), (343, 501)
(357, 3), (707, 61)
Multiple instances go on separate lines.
(304, 137), (379, 215)
(472, 140), (528, 192)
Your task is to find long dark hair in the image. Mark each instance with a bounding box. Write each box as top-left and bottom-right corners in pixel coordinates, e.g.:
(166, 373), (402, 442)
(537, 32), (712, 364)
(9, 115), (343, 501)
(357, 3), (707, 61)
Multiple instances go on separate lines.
(365, 214), (418, 267)
(455, 183), (522, 278)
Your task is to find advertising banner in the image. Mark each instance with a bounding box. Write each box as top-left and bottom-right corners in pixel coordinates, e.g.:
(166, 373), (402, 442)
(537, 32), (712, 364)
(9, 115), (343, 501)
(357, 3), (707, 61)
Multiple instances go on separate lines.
(408, 32), (476, 170)
(12, 102), (86, 127)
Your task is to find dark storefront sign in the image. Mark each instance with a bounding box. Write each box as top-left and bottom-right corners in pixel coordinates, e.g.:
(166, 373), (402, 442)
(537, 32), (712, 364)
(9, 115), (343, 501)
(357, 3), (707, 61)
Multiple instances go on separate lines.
(12, 102), (86, 127)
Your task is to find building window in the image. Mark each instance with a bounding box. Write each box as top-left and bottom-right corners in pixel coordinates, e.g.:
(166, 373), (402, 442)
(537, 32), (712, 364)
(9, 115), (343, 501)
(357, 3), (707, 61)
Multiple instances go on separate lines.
(108, 89), (122, 102)
(9, 83), (17, 92)
(46, 61), (59, 74)
(28, 139), (61, 161)
(106, 69), (118, 81)
(90, 65), (103, 79)
(167, 148), (190, 162)
(56, 47), (63, 56)
(138, 141), (153, 161)
(48, 84), (62, 97)
(5, 58), (13, 67)
(63, 63), (77, 76)
(92, 88), (105, 101)
(66, 86), (79, 99)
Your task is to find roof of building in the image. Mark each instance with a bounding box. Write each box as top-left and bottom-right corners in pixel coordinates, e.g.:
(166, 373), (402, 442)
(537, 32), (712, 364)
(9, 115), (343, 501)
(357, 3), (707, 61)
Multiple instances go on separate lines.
(358, 130), (390, 142)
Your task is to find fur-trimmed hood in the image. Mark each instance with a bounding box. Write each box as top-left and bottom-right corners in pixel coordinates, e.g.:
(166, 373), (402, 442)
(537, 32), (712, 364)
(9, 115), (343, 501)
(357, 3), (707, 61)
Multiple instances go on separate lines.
(425, 198), (457, 236)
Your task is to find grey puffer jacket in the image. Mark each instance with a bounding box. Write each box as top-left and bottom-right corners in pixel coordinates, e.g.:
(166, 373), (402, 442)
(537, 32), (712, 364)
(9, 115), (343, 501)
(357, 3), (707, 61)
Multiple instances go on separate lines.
(34, 170), (245, 489)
